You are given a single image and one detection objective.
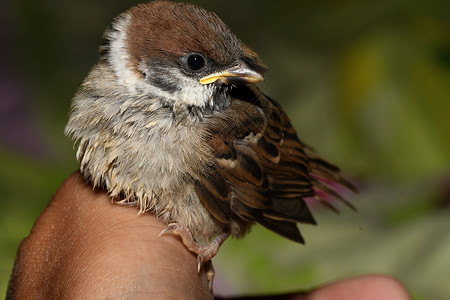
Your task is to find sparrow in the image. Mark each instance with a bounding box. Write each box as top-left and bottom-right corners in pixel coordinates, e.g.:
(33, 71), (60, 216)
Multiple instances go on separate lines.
(65, 0), (356, 277)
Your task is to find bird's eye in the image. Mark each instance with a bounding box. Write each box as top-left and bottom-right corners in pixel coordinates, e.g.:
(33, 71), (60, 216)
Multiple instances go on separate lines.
(187, 54), (205, 71)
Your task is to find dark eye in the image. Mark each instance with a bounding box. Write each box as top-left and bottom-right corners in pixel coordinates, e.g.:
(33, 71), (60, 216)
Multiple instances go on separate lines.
(187, 54), (205, 71)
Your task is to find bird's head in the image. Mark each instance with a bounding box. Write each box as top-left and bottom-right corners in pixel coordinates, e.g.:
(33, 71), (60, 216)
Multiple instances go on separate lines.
(100, 1), (266, 112)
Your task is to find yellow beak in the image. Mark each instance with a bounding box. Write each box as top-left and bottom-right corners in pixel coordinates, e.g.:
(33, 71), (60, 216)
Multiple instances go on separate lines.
(199, 60), (264, 85)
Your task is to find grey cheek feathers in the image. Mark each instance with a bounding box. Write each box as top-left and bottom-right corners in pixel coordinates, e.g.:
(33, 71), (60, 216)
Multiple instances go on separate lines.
(139, 63), (217, 109)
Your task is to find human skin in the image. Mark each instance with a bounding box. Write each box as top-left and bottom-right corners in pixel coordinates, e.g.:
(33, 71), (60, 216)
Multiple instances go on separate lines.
(7, 172), (411, 300)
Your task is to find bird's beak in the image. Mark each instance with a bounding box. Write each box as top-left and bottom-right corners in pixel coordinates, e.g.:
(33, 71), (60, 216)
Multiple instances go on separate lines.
(199, 59), (264, 85)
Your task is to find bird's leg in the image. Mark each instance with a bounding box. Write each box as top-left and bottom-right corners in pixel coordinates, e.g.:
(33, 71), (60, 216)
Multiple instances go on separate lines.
(159, 223), (229, 273)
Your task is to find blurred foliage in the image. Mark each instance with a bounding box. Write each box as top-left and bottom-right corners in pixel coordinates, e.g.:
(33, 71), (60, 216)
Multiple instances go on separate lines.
(1, 0), (449, 299)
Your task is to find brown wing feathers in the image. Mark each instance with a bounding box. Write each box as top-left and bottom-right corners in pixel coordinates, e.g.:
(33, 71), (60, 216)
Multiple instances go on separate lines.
(194, 172), (232, 224)
(196, 85), (354, 243)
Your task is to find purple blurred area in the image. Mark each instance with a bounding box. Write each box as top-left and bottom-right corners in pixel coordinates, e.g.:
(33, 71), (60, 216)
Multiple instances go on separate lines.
(0, 7), (48, 157)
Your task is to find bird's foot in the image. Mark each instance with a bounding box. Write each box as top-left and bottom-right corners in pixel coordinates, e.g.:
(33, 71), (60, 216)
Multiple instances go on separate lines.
(159, 223), (229, 272)
(159, 223), (229, 290)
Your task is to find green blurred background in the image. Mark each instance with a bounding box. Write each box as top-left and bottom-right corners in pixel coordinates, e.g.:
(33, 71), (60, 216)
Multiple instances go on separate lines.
(1, 0), (449, 298)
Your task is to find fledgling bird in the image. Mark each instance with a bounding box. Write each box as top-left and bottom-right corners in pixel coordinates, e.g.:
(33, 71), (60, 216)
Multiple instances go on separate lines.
(65, 0), (356, 276)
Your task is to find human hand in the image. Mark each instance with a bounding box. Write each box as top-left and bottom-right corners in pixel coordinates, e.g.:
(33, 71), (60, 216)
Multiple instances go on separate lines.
(7, 172), (410, 299)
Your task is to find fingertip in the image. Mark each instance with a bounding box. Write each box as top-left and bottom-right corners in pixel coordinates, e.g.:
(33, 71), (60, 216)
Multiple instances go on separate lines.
(307, 274), (411, 300)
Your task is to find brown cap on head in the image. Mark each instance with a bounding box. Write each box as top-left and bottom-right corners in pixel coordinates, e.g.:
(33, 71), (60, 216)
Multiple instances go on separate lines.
(125, 1), (243, 66)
